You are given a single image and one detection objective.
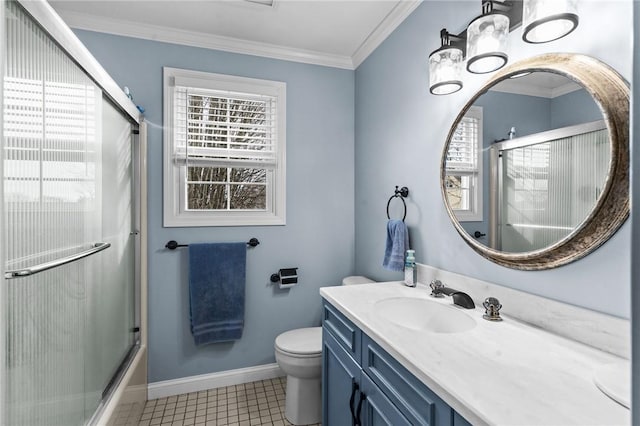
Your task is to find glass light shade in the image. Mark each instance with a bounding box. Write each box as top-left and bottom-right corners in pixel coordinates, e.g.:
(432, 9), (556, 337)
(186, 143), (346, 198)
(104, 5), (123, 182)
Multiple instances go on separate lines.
(466, 13), (509, 74)
(523, 0), (578, 43)
(429, 46), (464, 95)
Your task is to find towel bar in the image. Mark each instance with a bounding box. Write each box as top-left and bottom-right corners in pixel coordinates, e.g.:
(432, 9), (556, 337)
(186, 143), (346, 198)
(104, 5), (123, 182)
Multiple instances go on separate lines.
(165, 238), (260, 250)
(386, 186), (409, 221)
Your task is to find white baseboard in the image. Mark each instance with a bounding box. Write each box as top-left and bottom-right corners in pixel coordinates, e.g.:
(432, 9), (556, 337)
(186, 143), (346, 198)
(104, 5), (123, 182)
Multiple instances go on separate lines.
(148, 363), (285, 400)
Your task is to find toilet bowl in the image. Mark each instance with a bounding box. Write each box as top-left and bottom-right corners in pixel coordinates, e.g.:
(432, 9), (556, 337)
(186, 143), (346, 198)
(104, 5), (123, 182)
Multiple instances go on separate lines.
(274, 275), (374, 425)
(275, 327), (322, 425)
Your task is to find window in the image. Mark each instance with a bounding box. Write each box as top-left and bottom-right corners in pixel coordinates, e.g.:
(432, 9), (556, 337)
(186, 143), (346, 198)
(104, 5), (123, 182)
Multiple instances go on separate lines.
(163, 68), (286, 226)
(445, 106), (483, 221)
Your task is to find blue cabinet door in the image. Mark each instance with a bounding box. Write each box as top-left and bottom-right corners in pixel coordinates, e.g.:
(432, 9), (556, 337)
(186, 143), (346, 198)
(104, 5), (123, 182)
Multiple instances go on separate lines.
(323, 328), (361, 426)
(359, 372), (412, 426)
(362, 335), (453, 426)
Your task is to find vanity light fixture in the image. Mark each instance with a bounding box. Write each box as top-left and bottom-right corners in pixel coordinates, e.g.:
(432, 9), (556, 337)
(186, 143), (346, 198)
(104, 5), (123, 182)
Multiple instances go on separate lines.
(428, 0), (579, 95)
(428, 30), (464, 95)
(466, 1), (510, 74)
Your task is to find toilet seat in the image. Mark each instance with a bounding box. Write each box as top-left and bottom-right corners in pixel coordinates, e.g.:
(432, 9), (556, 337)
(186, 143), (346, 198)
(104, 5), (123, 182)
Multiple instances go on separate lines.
(275, 327), (322, 357)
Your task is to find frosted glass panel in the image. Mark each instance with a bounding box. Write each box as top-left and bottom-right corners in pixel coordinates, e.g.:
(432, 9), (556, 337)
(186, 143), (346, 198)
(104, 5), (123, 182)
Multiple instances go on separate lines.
(84, 99), (135, 416)
(4, 2), (101, 424)
(500, 129), (608, 252)
(3, 2), (137, 425)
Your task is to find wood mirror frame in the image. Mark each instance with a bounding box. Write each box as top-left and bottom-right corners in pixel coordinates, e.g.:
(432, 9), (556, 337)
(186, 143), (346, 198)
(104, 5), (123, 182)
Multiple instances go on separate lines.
(440, 54), (629, 270)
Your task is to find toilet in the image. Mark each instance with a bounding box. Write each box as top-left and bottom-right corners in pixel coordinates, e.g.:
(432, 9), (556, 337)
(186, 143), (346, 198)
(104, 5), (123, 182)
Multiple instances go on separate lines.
(274, 275), (375, 425)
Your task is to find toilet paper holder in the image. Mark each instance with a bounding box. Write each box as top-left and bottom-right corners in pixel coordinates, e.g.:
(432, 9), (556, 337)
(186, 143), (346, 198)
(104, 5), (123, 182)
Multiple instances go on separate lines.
(270, 268), (298, 289)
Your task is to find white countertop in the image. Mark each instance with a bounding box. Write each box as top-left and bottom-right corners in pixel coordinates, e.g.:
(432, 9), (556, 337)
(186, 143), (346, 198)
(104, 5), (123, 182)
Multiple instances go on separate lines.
(320, 281), (630, 426)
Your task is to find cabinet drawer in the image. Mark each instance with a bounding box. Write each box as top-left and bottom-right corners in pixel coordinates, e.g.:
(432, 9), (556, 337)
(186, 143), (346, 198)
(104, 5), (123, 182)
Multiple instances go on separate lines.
(322, 301), (361, 363)
(362, 335), (453, 426)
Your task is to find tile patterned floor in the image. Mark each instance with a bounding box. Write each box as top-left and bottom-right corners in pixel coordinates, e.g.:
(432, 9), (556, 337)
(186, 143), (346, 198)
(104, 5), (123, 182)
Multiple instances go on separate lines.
(138, 377), (321, 426)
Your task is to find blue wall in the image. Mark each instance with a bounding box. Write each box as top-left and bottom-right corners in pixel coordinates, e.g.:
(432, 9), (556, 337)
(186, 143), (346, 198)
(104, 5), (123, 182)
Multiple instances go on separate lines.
(551, 89), (603, 129)
(478, 91), (551, 143)
(355, 0), (632, 317)
(75, 31), (355, 382)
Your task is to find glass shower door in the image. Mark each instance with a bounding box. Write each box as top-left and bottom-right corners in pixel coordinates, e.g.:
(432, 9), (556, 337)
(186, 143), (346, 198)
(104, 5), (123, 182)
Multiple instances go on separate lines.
(497, 128), (609, 252)
(4, 2), (102, 423)
(83, 98), (136, 422)
(3, 1), (138, 424)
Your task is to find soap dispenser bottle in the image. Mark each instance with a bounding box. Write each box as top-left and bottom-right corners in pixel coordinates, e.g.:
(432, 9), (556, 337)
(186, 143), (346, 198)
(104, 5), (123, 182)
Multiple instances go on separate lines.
(404, 249), (417, 287)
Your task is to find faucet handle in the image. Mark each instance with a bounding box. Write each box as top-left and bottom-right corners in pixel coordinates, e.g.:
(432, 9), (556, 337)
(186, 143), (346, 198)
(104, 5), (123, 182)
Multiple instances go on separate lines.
(429, 279), (444, 298)
(482, 297), (503, 321)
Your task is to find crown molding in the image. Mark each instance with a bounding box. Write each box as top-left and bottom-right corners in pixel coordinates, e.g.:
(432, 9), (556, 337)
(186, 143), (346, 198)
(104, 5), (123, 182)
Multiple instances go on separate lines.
(56, 2), (421, 71)
(352, 0), (422, 69)
(56, 10), (356, 70)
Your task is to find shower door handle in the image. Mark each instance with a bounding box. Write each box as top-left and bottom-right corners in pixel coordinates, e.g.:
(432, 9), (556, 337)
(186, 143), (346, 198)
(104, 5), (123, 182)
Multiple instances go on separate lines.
(5, 242), (111, 279)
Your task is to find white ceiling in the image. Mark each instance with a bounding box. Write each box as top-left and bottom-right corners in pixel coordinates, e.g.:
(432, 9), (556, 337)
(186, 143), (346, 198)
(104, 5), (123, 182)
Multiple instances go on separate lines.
(48, 0), (421, 69)
(490, 72), (582, 98)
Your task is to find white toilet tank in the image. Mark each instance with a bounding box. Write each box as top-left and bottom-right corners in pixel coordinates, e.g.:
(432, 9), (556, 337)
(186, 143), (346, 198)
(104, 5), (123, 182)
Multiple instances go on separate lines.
(342, 275), (374, 286)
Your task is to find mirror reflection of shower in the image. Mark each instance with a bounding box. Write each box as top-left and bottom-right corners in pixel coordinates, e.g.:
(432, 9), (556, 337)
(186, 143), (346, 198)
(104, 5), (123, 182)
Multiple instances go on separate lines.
(490, 121), (608, 252)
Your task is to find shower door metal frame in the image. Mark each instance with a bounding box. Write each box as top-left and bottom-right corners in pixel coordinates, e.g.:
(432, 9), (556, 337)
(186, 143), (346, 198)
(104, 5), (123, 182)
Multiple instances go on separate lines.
(0, 2), (6, 424)
(489, 119), (607, 249)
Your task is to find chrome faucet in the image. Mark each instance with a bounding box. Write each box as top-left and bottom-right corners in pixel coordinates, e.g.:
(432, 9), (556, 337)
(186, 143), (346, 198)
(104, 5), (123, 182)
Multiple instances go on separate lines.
(429, 280), (475, 309)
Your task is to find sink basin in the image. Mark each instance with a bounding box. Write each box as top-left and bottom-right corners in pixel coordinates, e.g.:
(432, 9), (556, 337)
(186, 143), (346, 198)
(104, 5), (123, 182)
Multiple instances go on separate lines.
(374, 297), (476, 333)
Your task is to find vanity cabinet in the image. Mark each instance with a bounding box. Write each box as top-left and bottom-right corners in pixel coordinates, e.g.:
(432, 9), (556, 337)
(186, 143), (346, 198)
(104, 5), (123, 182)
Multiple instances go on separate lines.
(322, 300), (471, 426)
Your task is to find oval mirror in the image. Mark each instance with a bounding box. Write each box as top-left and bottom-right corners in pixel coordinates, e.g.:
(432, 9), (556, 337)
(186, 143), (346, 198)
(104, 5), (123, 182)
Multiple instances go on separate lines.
(441, 54), (629, 270)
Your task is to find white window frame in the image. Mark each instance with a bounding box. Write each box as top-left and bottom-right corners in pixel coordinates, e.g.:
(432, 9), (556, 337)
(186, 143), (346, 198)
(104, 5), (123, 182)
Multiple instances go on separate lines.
(163, 67), (286, 227)
(445, 106), (483, 222)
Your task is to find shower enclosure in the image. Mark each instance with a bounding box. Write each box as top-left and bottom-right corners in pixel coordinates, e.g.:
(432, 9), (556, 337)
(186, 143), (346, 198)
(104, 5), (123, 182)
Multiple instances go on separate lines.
(489, 120), (608, 252)
(1, 1), (147, 424)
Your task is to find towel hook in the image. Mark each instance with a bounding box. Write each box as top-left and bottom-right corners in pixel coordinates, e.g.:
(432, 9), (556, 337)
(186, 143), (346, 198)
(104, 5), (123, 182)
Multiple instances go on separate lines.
(386, 186), (409, 221)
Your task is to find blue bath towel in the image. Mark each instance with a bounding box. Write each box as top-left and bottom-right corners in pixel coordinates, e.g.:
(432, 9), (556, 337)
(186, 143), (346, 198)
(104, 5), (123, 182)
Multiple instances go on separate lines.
(382, 219), (409, 271)
(189, 243), (246, 346)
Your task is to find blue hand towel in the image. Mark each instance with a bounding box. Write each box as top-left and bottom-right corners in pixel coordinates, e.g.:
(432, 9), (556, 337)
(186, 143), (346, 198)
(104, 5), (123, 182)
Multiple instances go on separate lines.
(382, 219), (409, 271)
(188, 242), (246, 346)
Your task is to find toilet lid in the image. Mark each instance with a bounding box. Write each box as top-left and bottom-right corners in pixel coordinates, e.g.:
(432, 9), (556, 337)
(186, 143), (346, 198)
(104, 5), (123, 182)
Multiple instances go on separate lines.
(275, 327), (322, 355)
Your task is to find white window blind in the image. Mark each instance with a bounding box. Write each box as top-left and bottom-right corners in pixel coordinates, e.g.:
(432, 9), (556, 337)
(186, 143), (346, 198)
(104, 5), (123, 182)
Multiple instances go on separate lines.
(445, 106), (483, 222)
(173, 86), (278, 170)
(446, 114), (479, 171)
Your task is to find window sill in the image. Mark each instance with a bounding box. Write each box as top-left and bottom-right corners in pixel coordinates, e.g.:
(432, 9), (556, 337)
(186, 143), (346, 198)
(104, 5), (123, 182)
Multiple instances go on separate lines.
(163, 212), (286, 228)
